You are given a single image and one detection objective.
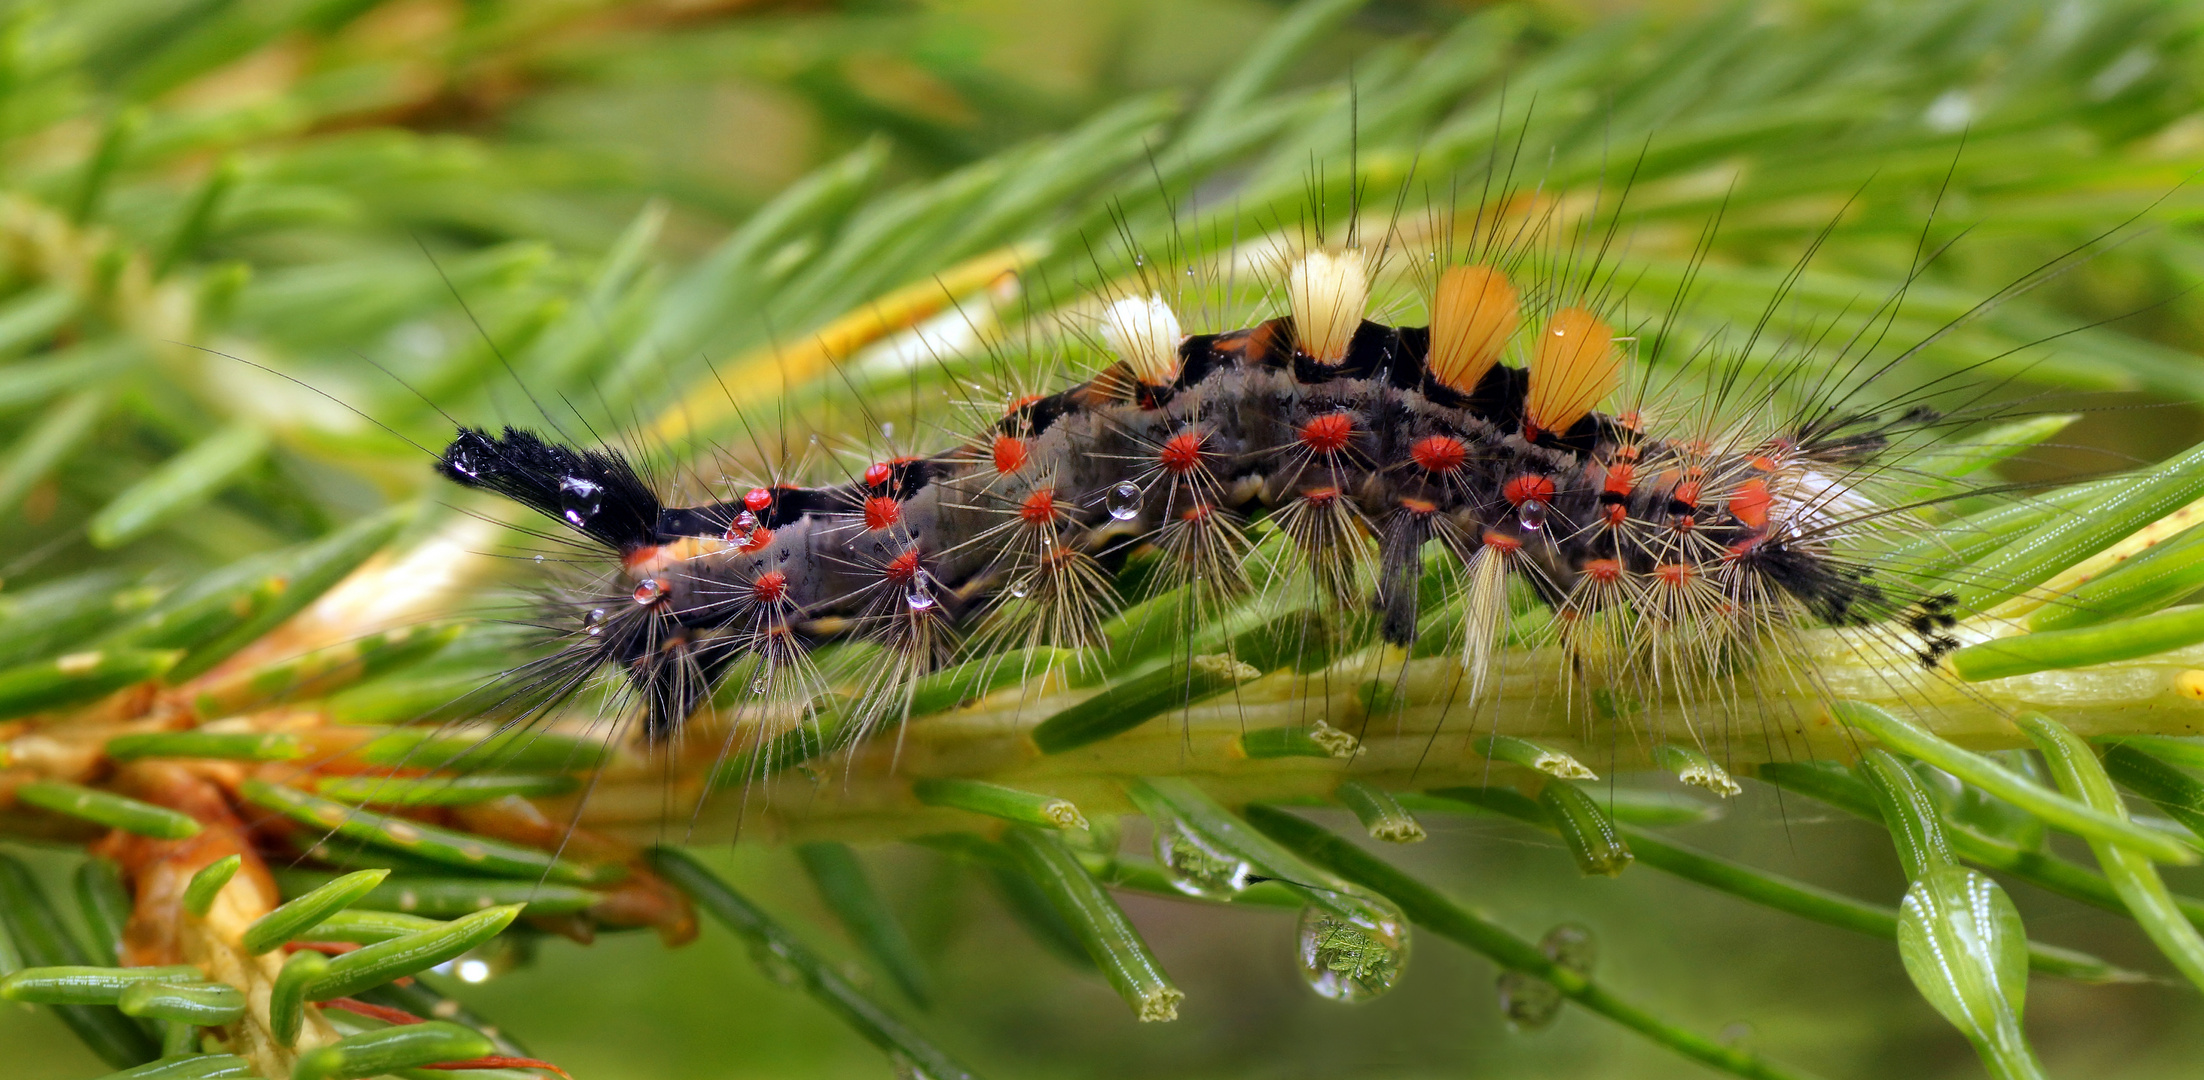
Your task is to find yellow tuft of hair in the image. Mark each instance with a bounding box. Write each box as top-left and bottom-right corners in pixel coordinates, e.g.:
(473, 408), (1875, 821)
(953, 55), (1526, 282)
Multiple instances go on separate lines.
(1525, 307), (1619, 438)
(1286, 250), (1368, 363)
(1427, 264), (1519, 392)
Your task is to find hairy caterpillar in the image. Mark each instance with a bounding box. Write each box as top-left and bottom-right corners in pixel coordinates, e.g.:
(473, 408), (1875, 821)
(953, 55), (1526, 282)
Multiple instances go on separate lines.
(429, 177), (1988, 785)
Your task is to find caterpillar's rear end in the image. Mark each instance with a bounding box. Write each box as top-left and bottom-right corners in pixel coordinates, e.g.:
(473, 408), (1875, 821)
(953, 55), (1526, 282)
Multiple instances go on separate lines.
(436, 194), (1968, 771)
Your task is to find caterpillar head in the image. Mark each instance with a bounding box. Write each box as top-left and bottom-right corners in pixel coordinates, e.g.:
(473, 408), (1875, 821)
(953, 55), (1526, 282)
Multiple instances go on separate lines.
(439, 426), (730, 739)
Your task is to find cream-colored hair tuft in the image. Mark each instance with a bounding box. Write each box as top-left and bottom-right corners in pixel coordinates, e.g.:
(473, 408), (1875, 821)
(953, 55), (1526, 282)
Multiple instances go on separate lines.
(1099, 293), (1184, 385)
(1286, 250), (1369, 363)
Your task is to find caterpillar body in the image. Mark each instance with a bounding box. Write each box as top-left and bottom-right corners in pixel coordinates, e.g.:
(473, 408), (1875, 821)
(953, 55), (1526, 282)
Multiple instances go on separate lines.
(434, 205), (1966, 755)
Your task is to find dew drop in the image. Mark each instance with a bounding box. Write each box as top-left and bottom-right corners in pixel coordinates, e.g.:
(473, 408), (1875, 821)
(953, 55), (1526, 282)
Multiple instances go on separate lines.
(750, 676), (770, 695)
(1517, 500), (1548, 532)
(748, 940), (803, 987)
(1009, 586), (1029, 599)
(1495, 969), (1562, 1030)
(632, 579), (665, 605)
(532, 554), (544, 565)
(1541, 922), (1596, 972)
(1496, 922), (1595, 1030)
(735, 510), (759, 531)
(905, 569), (937, 612)
(1297, 905), (1409, 1003)
(1107, 481), (1142, 521)
(881, 422), (895, 440)
(445, 936), (530, 983)
(558, 476), (603, 528)
(581, 608), (607, 636)
(1152, 817), (1253, 900)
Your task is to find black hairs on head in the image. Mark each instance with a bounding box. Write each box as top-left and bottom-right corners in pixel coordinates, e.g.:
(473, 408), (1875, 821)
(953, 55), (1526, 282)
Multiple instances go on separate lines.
(439, 426), (662, 552)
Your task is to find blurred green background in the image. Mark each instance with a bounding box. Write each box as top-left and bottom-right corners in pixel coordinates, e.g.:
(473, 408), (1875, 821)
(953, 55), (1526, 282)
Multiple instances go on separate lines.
(9, 0), (2204, 1076)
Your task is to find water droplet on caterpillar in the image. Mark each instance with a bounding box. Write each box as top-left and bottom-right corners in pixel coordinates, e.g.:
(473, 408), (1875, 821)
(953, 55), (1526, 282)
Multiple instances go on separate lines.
(1151, 816), (1252, 899)
(1298, 905), (1409, 1003)
(582, 608), (607, 635)
(906, 570), (936, 612)
(1517, 500), (1548, 531)
(632, 579), (665, 605)
(750, 676), (769, 695)
(559, 476), (603, 527)
(1107, 481), (1141, 521)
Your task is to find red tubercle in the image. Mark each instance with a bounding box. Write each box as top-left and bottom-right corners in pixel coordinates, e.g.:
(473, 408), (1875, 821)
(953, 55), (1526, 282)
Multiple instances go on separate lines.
(1653, 563), (1695, 587)
(620, 545), (663, 570)
(1300, 487), (1341, 506)
(1580, 558), (1622, 584)
(752, 571), (788, 603)
(1601, 462), (1637, 497)
(1019, 488), (1060, 525)
(1502, 475), (1556, 507)
(1180, 501), (1217, 522)
(863, 496), (903, 531)
(1728, 480), (1773, 530)
(992, 435), (1029, 474)
(1480, 531), (1522, 553)
(743, 488), (773, 513)
(1159, 432), (1205, 474)
(863, 456), (919, 491)
(1298, 413), (1355, 454)
(883, 548), (922, 583)
(1004, 393), (1044, 415)
(1410, 435), (1467, 474)
(1603, 504), (1628, 527)
(1670, 480), (1702, 509)
(736, 527), (773, 553)
(1398, 497), (1437, 515)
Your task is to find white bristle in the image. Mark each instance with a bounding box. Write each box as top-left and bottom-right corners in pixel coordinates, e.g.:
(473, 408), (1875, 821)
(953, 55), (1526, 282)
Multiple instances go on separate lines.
(1286, 250), (1368, 363)
(1100, 294), (1184, 385)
